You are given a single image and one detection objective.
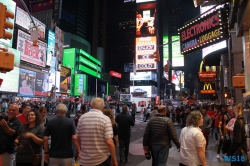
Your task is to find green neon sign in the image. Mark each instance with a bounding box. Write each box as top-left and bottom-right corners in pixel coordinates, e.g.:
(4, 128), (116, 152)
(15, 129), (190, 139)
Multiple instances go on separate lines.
(79, 65), (101, 78)
(80, 49), (101, 66)
(79, 56), (101, 72)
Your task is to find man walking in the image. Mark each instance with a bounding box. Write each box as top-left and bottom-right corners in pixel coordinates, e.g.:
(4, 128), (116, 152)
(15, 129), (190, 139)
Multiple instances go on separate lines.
(0, 104), (21, 166)
(76, 98), (118, 166)
(200, 108), (212, 149)
(143, 105), (180, 166)
(115, 105), (135, 165)
(43, 104), (80, 166)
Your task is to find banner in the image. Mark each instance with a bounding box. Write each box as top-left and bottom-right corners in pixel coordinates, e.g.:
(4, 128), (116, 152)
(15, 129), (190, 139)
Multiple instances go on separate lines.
(16, 30), (47, 67)
(74, 74), (84, 96)
(60, 66), (71, 93)
(0, 48), (20, 93)
(34, 72), (49, 96)
(55, 26), (64, 62)
(46, 30), (56, 66)
(15, 7), (46, 39)
(0, 0), (16, 47)
(19, 68), (36, 96)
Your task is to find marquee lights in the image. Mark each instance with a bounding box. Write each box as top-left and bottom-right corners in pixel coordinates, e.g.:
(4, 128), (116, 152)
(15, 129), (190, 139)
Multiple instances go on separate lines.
(178, 5), (229, 54)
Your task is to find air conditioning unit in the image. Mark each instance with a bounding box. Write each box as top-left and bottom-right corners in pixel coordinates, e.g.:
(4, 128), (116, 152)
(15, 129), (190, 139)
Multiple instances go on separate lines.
(232, 75), (245, 88)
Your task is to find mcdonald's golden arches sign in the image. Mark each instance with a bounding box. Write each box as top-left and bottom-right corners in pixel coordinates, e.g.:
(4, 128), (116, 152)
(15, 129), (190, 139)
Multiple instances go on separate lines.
(200, 83), (216, 94)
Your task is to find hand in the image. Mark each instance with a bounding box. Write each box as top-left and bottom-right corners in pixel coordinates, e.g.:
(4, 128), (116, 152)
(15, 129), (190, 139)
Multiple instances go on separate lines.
(23, 132), (34, 139)
(177, 148), (180, 152)
(77, 151), (80, 160)
(143, 146), (149, 152)
(44, 154), (49, 163)
(111, 160), (118, 166)
(221, 136), (224, 140)
(0, 119), (7, 127)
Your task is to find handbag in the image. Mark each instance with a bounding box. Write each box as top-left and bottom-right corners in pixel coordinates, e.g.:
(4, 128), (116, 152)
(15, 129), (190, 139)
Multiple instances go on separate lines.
(28, 142), (42, 165)
(233, 145), (249, 166)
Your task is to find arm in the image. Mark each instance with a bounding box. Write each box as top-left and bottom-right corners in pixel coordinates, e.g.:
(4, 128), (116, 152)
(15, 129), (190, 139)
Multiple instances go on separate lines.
(72, 135), (80, 159)
(106, 137), (118, 166)
(167, 119), (180, 149)
(24, 132), (43, 145)
(43, 136), (49, 163)
(196, 147), (206, 166)
(0, 119), (16, 136)
(76, 136), (81, 148)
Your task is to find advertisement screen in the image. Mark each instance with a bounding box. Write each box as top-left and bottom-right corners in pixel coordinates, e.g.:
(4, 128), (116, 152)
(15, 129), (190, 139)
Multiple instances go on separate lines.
(60, 66), (71, 93)
(163, 36), (169, 66)
(34, 72), (49, 96)
(172, 36), (184, 67)
(46, 30), (56, 66)
(130, 86), (156, 98)
(136, 0), (156, 3)
(0, 0), (16, 47)
(15, 7), (46, 39)
(135, 36), (157, 70)
(19, 68), (36, 96)
(0, 48), (20, 93)
(74, 74), (84, 96)
(55, 26), (64, 62)
(136, 3), (156, 36)
(16, 30), (47, 67)
(130, 71), (153, 81)
(48, 71), (60, 93)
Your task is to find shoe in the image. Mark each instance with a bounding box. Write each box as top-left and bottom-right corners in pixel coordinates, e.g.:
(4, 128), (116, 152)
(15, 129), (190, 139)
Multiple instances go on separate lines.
(216, 154), (220, 159)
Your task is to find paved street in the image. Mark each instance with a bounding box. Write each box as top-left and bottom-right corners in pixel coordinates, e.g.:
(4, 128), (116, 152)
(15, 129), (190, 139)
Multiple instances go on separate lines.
(47, 113), (230, 166)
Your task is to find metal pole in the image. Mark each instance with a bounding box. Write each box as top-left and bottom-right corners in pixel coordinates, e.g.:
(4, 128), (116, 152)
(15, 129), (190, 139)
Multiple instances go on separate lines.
(96, 78), (97, 97)
(228, 38), (233, 105)
(54, 49), (58, 102)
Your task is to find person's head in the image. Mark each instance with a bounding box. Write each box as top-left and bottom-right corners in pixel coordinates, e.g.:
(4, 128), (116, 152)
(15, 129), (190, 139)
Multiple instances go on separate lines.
(7, 104), (19, 120)
(38, 106), (47, 118)
(217, 110), (222, 115)
(102, 108), (116, 126)
(233, 103), (243, 118)
(25, 73), (29, 80)
(90, 98), (105, 110)
(185, 107), (190, 113)
(80, 105), (86, 113)
(201, 108), (207, 115)
(227, 106), (233, 114)
(158, 105), (167, 115)
(56, 104), (68, 116)
(26, 109), (42, 125)
(154, 105), (158, 110)
(186, 111), (203, 127)
(22, 104), (31, 116)
(122, 105), (128, 112)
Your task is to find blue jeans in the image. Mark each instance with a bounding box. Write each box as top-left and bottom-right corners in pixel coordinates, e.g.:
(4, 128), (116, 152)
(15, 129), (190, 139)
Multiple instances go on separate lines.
(151, 145), (169, 166)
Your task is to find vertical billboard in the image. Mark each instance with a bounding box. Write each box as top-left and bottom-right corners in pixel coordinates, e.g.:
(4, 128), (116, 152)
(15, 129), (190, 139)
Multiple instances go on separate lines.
(135, 36), (157, 70)
(15, 7), (46, 39)
(55, 26), (64, 62)
(34, 72), (49, 96)
(136, 2), (156, 36)
(0, 0), (16, 47)
(172, 36), (184, 67)
(16, 30), (47, 67)
(46, 30), (56, 66)
(74, 74), (84, 96)
(60, 66), (71, 93)
(48, 71), (60, 93)
(19, 68), (36, 97)
(0, 48), (20, 93)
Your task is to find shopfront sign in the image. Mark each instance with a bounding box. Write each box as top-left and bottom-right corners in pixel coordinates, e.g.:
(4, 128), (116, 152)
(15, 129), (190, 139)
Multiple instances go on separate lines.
(199, 72), (216, 82)
(179, 6), (229, 54)
(110, 71), (122, 78)
(16, 30), (47, 67)
(200, 83), (216, 94)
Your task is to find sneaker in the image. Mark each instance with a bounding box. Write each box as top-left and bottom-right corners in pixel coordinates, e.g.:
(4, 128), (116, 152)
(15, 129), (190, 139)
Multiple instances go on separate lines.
(216, 154), (220, 159)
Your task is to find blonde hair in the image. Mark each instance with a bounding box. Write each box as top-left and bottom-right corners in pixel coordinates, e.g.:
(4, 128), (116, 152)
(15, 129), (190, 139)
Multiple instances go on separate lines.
(102, 108), (116, 126)
(233, 103), (243, 117)
(186, 111), (202, 127)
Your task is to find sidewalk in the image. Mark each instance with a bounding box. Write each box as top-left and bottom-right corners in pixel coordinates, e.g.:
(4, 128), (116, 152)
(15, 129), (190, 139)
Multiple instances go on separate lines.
(128, 117), (230, 166)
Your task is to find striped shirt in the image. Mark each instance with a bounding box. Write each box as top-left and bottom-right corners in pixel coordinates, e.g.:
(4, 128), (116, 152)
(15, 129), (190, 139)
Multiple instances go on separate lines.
(76, 109), (113, 166)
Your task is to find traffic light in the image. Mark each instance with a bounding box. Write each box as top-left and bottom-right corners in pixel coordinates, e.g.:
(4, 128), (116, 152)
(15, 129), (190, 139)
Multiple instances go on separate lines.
(164, 64), (169, 72)
(0, 2), (14, 39)
(153, 50), (160, 62)
(223, 92), (231, 98)
(0, 48), (14, 73)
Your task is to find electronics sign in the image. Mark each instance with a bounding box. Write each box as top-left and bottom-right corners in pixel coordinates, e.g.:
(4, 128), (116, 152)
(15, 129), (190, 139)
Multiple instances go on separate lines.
(179, 6), (229, 55)
(135, 36), (157, 71)
(136, 3), (156, 36)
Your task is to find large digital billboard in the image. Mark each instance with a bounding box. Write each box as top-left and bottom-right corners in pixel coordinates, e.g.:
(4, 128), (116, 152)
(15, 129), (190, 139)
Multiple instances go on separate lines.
(135, 36), (157, 71)
(136, 3), (156, 36)
(200, 5), (227, 58)
(0, 48), (20, 93)
(0, 0), (16, 47)
(179, 6), (229, 55)
(34, 72), (49, 96)
(55, 26), (64, 62)
(130, 86), (156, 98)
(130, 71), (157, 81)
(60, 66), (71, 93)
(165, 70), (185, 91)
(16, 30), (47, 67)
(19, 68), (36, 97)
(46, 30), (56, 66)
(74, 74), (84, 96)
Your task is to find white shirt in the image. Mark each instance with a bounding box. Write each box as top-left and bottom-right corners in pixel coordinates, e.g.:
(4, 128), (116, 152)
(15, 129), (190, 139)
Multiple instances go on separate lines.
(179, 126), (206, 166)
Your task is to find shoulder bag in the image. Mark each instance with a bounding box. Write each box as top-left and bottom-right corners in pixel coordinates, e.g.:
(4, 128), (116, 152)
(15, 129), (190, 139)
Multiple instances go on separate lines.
(28, 142), (42, 165)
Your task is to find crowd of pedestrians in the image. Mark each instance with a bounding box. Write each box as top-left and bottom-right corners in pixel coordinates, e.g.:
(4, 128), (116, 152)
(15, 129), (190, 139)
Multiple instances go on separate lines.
(0, 98), (249, 166)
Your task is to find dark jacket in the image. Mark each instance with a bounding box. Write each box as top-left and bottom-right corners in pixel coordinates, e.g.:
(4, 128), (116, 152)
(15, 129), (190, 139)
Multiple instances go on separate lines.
(115, 112), (135, 139)
(143, 114), (180, 149)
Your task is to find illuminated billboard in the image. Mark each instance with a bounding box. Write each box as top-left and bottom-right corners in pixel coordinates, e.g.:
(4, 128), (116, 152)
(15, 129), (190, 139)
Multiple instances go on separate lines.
(130, 86), (157, 98)
(200, 5), (227, 58)
(130, 71), (157, 81)
(165, 70), (185, 91)
(136, 0), (156, 3)
(179, 6), (229, 55)
(136, 3), (156, 36)
(135, 36), (157, 71)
